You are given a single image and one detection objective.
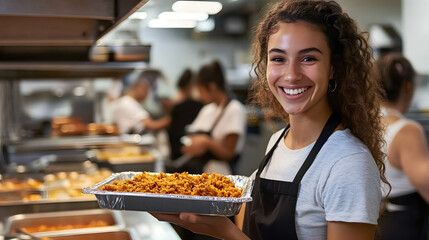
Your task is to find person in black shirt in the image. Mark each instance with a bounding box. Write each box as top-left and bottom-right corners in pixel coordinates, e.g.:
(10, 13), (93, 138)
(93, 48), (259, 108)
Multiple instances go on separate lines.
(167, 69), (204, 161)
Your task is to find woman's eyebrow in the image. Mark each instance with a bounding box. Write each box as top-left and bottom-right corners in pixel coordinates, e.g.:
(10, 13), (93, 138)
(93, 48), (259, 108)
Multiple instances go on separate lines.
(268, 47), (323, 55)
(299, 47), (323, 54)
(268, 48), (286, 54)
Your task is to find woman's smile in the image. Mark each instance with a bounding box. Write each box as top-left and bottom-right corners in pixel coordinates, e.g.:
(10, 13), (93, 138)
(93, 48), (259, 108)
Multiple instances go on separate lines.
(281, 86), (310, 96)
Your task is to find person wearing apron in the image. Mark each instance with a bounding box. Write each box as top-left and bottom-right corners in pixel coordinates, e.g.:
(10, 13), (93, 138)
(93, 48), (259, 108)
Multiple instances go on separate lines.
(180, 61), (247, 176)
(242, 114), (340, 239)
(151, 1), (387, 239)
(375, 53), (429, 240)
(178, 97), (242, 175)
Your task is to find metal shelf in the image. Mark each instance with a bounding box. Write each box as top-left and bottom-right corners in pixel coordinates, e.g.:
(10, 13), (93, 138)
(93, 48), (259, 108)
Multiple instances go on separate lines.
(0, 0), (149, 46)
(0, 61), (147, 79)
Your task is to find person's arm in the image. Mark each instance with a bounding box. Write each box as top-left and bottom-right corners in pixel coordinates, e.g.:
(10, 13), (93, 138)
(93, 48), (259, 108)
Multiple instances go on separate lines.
(181, 133), (239, 161)
(235, 203), (246, 230)
(392, 122), (429, 202)
(327, 222), (375, 240)
(151, 212), (250, 240)
(141, 116), (171, 131)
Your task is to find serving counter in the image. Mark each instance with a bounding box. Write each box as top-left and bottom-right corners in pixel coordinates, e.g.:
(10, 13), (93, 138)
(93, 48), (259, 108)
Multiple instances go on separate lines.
(0, 169), (180, 239)
(0, 206), (180, 240)
(0, 132), (175, 239)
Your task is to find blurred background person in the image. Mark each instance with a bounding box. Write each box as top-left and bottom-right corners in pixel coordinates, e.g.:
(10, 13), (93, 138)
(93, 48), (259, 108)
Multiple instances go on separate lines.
(101, 79), (123, 125)
(112, 70), (168, 134)
(166, 69), (203, 162)
(376, 53), (429, 240)
(138, 68), (204, 164)
(179, 60), (247, 175)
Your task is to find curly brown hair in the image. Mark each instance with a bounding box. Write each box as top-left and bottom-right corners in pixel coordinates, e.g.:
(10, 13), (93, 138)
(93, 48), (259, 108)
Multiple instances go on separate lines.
(248, 0), (389, 194)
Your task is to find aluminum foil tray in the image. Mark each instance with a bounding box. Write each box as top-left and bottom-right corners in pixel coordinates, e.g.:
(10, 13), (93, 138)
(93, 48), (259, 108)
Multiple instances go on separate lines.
(82, 172), (253, 216)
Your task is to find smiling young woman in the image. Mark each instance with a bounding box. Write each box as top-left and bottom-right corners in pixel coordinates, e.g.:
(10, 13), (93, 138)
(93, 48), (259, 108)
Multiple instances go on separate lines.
(266, 21), (333, 118)
(152, 1), (388, 239)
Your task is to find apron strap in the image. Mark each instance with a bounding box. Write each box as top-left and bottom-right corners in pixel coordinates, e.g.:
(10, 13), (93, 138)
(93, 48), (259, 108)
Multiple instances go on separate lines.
(208, 97), (233, 134)
(293, 113), (341, 183)
(256, 126), (289, 176)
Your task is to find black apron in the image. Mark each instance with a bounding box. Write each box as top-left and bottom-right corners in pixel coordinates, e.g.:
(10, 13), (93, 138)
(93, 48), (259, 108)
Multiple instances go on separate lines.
(377, 192), (428, 240)
(243, 114), (340, 240)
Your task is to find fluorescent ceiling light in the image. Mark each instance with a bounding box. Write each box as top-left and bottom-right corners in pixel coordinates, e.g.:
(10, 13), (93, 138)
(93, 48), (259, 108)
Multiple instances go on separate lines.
(172, 1), (223, 15)
(195, 18), (215, 32)
(159, 11), (209, 21)
(148, 19), (197, 28)
(128, 12), (147, 20)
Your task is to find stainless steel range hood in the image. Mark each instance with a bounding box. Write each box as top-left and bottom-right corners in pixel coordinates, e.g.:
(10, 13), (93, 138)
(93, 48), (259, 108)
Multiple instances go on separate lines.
(0, 0), (150, 78)
(0, 0), (149, 46)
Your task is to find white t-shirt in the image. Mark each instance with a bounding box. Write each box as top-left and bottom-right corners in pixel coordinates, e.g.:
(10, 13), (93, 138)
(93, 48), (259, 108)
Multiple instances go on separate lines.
(251, 128), (381, 239)
(112, 95), (149, 134)
(382, 118), (417, 198)
(187, 99), (247, 174)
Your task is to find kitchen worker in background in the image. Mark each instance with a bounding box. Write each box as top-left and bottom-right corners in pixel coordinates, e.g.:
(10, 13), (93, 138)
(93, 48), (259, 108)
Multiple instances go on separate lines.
(112, 70), (168, 134)
(376, 53), (429, 240)
(152, 0), (388, 239)
(102, 79), (123, 124)
(138, 68), (205, 164)
(166, 68), (204, 161)
(179, 60), (247, 176)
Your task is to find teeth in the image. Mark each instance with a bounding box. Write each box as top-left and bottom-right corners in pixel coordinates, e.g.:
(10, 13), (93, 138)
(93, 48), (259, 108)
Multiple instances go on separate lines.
(283, 87), (308, 95)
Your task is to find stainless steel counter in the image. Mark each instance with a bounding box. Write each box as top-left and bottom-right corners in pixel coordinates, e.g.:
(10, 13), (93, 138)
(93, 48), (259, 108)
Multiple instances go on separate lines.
(6, 134), (155, 153)
(0, 208), (180, 240)
(3, 134), (159, 166)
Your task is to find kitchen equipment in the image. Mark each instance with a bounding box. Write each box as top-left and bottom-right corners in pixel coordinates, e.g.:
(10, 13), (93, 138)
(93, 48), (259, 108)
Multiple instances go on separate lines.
(4, 209), (124, 235)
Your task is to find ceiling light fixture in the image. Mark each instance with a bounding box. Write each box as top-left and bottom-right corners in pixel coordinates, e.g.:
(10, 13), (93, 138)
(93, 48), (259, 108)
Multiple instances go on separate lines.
(172, 1), (223, 15)
(159, 11), (209, 21)
(148, 19), (197, 28)
(195, 18), (215, 32)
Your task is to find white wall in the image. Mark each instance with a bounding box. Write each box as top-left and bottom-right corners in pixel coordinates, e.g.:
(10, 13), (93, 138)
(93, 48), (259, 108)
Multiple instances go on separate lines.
(403, 0), (429, 75)
(336, 0), (402, 32)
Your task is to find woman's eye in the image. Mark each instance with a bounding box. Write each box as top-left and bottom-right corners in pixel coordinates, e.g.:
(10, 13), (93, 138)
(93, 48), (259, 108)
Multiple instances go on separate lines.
(271, 57), (284, 62)
(302, 56), (316, 62)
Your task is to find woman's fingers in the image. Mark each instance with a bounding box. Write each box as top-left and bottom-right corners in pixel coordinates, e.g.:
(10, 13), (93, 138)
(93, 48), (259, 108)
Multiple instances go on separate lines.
(151, 212), (234, 239)
(179, 212), (218, 225)
(150, 212), (205, 228)
(179, 212), (199, 223)
(150, 212), (181, 223)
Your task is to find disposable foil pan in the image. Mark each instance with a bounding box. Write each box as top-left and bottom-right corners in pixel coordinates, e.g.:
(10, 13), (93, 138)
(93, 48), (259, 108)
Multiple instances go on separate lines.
(82, 172), (253, 216)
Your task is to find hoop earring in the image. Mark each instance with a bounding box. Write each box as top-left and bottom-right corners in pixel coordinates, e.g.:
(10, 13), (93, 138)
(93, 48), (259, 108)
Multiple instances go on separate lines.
(328, 79), (337, 93)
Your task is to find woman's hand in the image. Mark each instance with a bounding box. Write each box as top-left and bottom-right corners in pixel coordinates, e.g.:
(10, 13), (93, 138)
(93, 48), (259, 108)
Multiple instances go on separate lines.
(181, 134), (211, 158)
(150, 212), (250, 240)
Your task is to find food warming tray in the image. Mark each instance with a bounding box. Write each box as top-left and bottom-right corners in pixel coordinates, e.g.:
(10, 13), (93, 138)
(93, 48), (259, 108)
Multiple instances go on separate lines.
(42, 229), (136, 240)
(4, 209), (124, 235)
(82, 172), (253, 216)
(3, 227), (139, 240)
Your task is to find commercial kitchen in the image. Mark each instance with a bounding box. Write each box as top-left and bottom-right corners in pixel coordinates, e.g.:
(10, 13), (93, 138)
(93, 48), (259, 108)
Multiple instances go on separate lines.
(0, 0), (428, 239)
